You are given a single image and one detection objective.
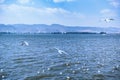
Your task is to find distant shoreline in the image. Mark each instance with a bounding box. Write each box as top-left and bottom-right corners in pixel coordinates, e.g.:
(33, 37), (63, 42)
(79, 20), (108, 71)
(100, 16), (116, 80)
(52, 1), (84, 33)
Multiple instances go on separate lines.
(0, 32), (108, 34)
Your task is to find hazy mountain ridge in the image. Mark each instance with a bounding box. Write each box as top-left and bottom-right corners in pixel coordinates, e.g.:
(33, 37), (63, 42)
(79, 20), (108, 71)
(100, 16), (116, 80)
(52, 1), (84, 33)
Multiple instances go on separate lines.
(0, 24), (120, 33)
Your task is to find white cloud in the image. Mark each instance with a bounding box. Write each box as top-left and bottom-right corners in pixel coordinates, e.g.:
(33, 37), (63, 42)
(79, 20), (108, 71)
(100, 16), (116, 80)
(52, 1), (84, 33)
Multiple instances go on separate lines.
(53, 0), (75, 3)
(110, 1), (119, 8)
(0, 4), (85, 25)
(100, 9), (117, 17)
(100, 9), (111, 14)
(17, 0), (31, 4)
(108, 0), (120, 8)
(0, 0), (5, 3)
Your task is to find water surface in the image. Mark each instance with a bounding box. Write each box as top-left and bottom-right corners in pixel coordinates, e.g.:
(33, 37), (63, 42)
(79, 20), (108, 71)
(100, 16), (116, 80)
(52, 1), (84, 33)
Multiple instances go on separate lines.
(0, 34), (120, 80)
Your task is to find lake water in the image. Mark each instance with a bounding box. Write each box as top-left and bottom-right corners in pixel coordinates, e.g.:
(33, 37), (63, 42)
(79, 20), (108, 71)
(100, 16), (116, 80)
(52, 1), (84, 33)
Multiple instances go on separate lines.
(0, 34), (120, 80)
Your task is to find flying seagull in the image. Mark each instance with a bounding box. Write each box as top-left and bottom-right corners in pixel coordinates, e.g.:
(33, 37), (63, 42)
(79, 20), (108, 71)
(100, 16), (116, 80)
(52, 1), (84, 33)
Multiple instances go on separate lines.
(101, 18), (114, 23)
(54, 48), (68, 55)
(21, 41), (29, 46)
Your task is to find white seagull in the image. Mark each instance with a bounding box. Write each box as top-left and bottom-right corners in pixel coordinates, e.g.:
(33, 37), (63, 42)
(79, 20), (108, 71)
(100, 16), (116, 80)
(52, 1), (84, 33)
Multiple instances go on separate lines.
(101, 18), (114, 23)
(21, 41), (29, 46)
(55, 48), (68, 55)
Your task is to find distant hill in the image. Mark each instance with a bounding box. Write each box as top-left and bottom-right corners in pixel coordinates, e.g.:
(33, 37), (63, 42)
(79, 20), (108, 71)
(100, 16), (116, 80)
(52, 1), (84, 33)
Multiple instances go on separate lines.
(0, 24), (120, 33)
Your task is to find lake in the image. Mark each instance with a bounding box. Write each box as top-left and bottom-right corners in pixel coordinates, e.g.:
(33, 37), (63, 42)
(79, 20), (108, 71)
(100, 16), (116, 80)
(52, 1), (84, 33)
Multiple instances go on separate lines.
(0, 34), (120, 80)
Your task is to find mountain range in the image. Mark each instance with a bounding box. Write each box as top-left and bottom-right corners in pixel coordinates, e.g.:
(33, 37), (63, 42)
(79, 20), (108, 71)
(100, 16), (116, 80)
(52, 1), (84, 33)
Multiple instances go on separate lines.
(0, 24), (120, 33)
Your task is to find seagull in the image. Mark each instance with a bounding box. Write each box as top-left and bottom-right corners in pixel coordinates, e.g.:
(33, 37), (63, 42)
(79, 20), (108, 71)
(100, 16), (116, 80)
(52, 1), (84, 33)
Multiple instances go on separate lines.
(101, 18), (114, 23)
(21, 41), (29, 46)
(104, 18), (114, 22)
(54, 48), (68, 55)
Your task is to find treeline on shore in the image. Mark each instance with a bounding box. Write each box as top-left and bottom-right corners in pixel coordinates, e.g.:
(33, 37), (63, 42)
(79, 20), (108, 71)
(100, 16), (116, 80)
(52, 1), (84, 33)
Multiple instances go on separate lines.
(0, 32), (107, 34)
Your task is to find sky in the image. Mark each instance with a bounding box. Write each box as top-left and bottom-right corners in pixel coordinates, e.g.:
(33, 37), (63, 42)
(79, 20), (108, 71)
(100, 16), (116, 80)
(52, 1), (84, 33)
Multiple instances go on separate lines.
(0, 0), (120, 27)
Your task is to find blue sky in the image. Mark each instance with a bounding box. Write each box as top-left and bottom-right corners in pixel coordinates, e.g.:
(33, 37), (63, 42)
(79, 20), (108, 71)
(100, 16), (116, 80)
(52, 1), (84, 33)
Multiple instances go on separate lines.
(0, 0), (120, 27)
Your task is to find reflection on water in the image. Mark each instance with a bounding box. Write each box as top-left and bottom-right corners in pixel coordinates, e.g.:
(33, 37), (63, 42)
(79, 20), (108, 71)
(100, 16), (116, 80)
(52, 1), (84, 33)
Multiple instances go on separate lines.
(0, 34), (120, 80)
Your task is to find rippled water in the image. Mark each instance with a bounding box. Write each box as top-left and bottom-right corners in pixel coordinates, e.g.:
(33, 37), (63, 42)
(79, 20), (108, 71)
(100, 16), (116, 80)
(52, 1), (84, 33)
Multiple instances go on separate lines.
(0, 34), (120, 80)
